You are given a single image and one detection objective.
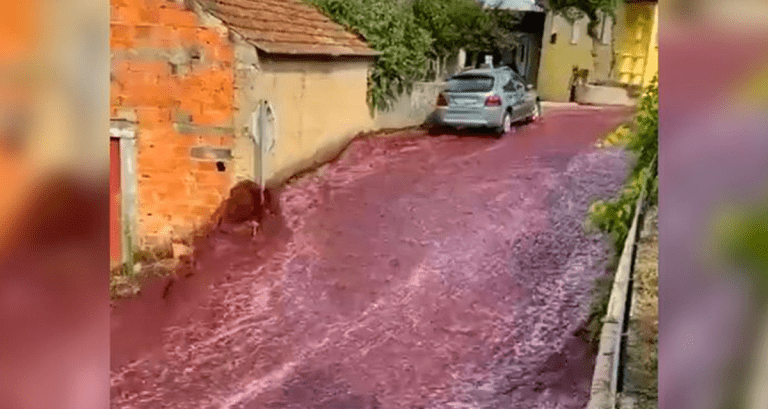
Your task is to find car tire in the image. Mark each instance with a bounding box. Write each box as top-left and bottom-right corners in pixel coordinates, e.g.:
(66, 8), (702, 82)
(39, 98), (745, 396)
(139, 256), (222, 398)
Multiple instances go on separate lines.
(496, 111), (512, 137)
(528, 101), (541, 123)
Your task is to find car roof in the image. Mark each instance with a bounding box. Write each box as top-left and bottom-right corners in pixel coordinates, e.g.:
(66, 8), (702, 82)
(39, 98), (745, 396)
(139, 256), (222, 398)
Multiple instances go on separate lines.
(454, 66), (514, 78)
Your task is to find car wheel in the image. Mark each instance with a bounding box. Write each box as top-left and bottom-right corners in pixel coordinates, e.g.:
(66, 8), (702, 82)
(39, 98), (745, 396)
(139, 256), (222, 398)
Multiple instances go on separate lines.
(497, 111), (512, 137)
(528, 101), (541, 123)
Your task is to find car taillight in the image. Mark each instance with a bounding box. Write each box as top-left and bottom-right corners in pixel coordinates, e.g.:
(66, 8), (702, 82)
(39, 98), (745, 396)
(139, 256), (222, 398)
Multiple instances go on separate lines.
(436, 93), (448, 106)
(485, 95), (502, 106)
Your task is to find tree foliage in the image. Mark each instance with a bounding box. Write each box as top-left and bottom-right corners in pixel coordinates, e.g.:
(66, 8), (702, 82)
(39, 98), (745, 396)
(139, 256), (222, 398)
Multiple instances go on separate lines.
(476, 7), (524, 53)
(411, 0), (521, 56)
(548, 0), (618, 40)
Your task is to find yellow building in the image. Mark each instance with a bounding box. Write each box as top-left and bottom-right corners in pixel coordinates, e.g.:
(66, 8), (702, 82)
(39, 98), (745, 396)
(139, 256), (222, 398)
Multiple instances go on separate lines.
(614, 0), (659, 87)
(537, 0), (658, 102)
(537, 7), (611, 102)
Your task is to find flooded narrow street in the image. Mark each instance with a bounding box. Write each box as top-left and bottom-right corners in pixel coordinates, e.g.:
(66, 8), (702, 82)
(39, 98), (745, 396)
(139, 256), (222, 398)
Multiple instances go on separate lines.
(111, 106), (633, 409)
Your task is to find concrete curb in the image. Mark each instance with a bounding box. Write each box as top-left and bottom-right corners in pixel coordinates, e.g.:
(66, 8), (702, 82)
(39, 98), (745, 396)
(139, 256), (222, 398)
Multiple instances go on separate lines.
(618, 204), (656, 409)
(586, 190), (645, 409)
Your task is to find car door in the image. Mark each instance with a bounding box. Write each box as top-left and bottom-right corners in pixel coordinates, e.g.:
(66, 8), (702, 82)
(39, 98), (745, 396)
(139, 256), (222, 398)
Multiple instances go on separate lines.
(510, 80), (527, 121)
(502, 76), (525, 121)
(512, 72), (535, 117)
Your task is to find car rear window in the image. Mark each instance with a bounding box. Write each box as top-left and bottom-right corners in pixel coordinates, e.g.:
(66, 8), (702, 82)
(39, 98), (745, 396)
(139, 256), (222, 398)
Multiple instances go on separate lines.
(446, 75), (494, 93)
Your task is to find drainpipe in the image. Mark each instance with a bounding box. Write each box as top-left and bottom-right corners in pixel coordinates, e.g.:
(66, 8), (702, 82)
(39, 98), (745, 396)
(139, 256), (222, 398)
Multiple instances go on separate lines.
(251, 100), (275, 200)
(249, 106), (262, 192)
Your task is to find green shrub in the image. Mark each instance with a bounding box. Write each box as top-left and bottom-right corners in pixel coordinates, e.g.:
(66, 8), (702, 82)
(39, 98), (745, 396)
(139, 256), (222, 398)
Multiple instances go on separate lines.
(583, 76), (658, 349)
(587, 76), (658, 253)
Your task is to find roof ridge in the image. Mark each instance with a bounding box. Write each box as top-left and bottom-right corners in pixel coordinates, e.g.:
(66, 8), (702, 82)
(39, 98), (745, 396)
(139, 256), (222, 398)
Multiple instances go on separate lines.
(207, 7), (353, 32)
(208, 0), (328, 20)
(220, 21), (361, 41)
(196, 0), (376, 56)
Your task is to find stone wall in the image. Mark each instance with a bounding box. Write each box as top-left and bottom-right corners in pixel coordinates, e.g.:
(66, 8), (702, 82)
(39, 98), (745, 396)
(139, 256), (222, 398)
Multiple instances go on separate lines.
(232, 55), (377, 188)
(110, 0), (235, 248)
(374, 81), (446, 129)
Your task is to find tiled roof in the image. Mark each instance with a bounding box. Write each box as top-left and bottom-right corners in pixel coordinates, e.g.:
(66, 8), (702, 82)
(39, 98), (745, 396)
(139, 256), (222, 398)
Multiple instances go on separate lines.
(196, 0), (381, 56)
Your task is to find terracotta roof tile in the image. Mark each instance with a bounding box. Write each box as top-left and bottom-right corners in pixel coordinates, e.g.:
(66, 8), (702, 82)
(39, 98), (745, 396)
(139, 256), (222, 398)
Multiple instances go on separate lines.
(197, 0), (380, 56)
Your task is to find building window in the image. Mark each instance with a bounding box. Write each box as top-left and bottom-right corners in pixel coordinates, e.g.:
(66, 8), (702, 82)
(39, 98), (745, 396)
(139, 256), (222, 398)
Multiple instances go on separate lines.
(571, 20), (580, 44)
(550, 33), (557, 44)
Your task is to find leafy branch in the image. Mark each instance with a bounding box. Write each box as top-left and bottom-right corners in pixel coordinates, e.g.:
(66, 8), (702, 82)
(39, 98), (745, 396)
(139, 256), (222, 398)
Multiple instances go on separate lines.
(587, 76), (658, 253)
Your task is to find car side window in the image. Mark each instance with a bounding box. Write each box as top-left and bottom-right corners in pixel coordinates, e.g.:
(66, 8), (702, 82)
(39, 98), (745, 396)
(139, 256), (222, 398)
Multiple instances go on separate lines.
(498, 72), (509, 89)
(503, 78), (516, 92)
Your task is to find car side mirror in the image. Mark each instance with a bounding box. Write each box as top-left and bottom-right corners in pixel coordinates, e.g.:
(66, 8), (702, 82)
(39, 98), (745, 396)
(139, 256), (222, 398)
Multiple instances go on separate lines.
(526, 84), (534, 91)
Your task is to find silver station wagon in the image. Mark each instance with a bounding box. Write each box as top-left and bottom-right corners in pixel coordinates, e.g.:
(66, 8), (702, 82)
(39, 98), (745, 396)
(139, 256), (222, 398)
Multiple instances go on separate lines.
(433, 66), (541, 137)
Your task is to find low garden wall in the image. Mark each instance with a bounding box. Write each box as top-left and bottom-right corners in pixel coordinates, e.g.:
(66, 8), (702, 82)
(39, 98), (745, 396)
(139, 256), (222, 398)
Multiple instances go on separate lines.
(374, 81), (446, 129)
(575, 84), (637, 107)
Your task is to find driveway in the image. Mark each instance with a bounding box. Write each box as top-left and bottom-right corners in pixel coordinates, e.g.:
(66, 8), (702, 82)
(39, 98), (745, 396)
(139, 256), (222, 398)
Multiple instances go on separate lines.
(111, 105), (633, 409)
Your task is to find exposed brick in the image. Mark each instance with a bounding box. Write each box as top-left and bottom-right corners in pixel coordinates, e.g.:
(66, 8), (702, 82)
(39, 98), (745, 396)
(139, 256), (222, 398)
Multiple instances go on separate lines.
(194, 161), (217, 172)
(137, 5), (158, 24)
(172, 145), (190, 158)
(136, 106), (171, 128)
(213, 44), (234, 62)
(193, 109), (231, 126)
(112, 6), (142, 25)
(197, 29), (222, 47)
(123, 83), (179, 107)
(167, 156), (189, 169)
(203, 193), (223, 207)
(134, 24), (154, 42)
(164, 181), (188, 198)
(152, 24), (178, 48)
(219, 135), (235, 146)
(111, 0), (235, 246)
(111, 83), (122, 106)
(128, 60), (169, 76)
(110, 24), (134, 49)
(177, 27), (199, 45)
(194, 169), (229, 185)
(191, 205), (212, 217)
(157, 7), (198, 28)
(171, 204), (191, 216)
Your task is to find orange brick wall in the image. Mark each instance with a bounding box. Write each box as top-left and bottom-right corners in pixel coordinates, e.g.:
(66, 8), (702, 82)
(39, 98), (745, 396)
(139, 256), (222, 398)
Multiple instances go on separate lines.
(111, 0), (235, 248)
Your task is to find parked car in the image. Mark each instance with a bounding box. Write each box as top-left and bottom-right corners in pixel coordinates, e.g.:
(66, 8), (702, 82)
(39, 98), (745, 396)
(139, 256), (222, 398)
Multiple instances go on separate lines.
(432, 66), (541, 137)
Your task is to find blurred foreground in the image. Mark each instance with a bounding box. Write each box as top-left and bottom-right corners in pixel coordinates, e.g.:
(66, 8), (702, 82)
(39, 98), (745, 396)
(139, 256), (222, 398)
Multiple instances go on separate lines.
(661, 2), (768, 409)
